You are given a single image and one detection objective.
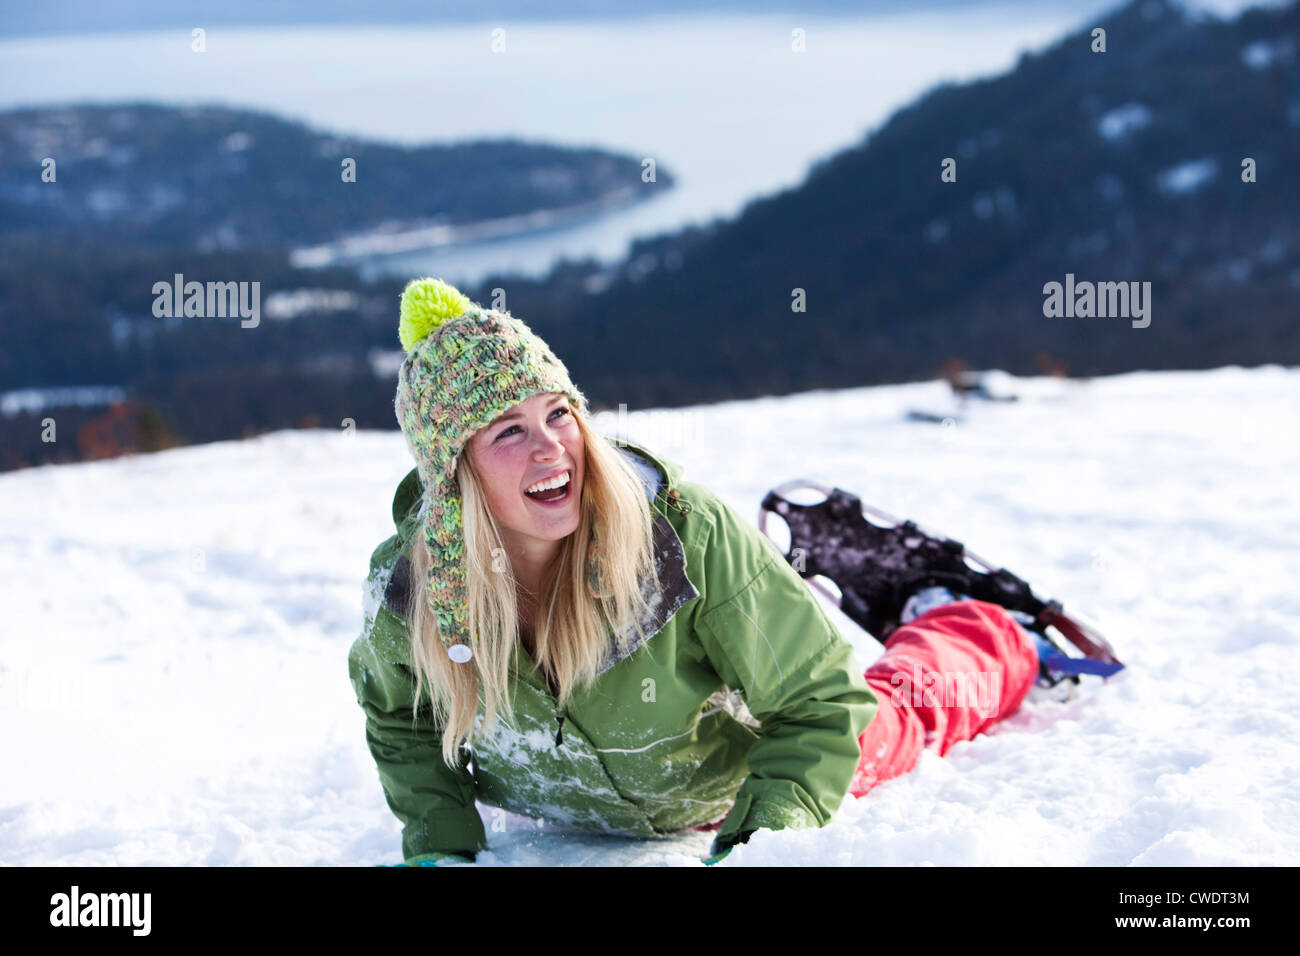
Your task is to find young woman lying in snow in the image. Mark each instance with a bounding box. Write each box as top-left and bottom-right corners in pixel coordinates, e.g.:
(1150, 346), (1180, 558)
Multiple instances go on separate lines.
(347, 279), (1041, 866)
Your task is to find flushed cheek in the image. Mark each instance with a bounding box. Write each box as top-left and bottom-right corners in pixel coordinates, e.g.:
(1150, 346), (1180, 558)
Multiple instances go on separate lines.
(487, 465), (528, 512)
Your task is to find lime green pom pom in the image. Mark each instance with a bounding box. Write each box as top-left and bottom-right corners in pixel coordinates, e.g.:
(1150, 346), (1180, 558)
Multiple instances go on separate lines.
(398, 278), (474, 353)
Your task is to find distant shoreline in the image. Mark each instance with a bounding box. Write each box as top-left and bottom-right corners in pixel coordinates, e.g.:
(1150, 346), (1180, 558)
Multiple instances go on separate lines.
(291, 184), (651, 268)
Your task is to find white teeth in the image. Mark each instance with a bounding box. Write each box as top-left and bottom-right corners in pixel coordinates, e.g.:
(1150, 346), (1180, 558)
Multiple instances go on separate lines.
(525, 470), (570, 495)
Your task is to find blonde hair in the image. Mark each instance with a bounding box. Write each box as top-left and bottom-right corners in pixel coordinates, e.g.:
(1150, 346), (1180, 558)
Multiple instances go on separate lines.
(404, 404), (663, 766)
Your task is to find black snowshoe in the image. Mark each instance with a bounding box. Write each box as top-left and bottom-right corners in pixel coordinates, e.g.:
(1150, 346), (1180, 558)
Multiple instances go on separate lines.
(758, 481), (1125, 693)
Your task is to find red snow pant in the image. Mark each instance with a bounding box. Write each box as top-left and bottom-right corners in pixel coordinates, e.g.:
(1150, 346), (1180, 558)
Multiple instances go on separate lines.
(847, 599), (1039, 797)
(693, 599), (1039, 832)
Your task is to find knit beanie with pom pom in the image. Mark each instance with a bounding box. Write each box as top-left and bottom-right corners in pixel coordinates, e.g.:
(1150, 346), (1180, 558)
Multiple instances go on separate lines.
(393, 277), (590, 662)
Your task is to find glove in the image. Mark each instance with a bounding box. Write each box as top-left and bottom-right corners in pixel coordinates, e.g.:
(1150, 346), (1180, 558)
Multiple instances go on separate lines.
(703, 828), (755, 865)
(378, 851), (477, 867)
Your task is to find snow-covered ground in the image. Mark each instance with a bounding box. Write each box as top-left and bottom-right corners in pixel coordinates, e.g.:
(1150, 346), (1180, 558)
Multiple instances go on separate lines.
(3, 364), (1297, 866)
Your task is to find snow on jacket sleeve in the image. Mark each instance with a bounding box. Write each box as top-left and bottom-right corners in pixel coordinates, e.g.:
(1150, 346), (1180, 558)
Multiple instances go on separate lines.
(348, 595), (488, 862)
(688, 484), (879, 849)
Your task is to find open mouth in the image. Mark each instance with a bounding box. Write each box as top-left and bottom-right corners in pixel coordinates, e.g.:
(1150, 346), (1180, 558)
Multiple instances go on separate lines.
(524, 470), (572, 506)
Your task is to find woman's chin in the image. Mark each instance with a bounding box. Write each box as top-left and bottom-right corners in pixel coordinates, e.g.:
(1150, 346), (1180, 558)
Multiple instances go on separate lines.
(520, 482), (581, 532)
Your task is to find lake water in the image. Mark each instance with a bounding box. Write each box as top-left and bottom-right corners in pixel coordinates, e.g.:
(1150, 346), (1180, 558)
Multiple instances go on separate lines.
(2, 3), (1131, 284)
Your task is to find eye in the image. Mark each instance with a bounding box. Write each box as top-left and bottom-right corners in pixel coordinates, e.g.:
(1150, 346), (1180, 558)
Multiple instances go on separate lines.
(496, 405), (569, 440)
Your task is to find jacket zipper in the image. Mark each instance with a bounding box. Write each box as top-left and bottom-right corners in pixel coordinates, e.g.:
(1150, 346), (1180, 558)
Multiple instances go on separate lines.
(524, 653), (566, 748)
(544, 677), (564, 748)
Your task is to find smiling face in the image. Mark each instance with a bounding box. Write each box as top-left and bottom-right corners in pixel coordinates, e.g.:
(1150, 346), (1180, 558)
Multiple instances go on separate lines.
(465, 391), (585, 571)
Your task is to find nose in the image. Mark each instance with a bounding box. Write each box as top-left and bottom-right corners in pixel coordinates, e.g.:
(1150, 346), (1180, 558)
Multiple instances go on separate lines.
(531, 423), (566, 458)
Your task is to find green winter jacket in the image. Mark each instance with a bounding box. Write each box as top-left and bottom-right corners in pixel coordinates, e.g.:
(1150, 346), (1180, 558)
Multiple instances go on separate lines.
(347, 439), (879, 862)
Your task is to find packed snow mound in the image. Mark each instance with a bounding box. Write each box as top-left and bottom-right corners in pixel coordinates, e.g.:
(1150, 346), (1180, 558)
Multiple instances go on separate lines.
(2, 364), (1297, 865)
